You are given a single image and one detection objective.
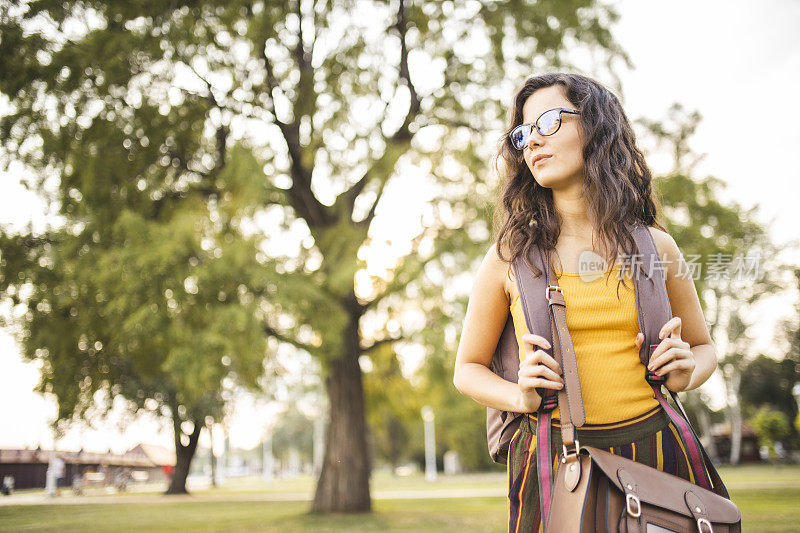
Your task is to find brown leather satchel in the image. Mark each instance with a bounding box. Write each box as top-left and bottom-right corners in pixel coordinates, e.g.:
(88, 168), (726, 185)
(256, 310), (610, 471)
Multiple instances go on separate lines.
(488, 222), (741, 531)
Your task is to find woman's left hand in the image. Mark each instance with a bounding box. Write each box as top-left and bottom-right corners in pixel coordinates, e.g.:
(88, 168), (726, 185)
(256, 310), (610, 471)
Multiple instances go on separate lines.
(634, 316), (695, 393)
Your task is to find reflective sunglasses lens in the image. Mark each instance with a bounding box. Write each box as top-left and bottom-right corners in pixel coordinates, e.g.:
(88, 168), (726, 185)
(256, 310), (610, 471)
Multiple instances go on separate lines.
(510, 124), (531, 150)
(538, 109), (562, 135)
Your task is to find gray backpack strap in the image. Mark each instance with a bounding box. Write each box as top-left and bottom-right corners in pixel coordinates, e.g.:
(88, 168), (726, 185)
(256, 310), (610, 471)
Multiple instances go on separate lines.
(512, 243), (556, 356)
(486, 243), (553, 464)
(490, 243), (556, 384)
(629, 224), (731, 497)
(489, 315), (521, 384)
(629, 222), (673, 367)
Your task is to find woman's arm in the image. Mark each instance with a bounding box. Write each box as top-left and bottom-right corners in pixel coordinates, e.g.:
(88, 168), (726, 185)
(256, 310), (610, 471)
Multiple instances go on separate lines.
(453, 244), (564, 412)
(453, 243), (528, 412)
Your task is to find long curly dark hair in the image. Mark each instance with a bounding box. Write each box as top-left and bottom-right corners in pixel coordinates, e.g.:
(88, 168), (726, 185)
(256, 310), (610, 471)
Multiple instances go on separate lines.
(493, 72), (667, 295)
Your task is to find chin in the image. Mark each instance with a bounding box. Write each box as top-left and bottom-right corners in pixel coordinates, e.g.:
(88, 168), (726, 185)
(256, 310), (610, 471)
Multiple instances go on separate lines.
(533, 169), (580, 188)
(532, 172), (559, 188)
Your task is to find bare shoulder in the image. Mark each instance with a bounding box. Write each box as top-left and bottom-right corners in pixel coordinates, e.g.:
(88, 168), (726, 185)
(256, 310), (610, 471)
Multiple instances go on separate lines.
(453, 242), (515, 369)
(484, 242), (513, 304)
(647, 226), (682, 273)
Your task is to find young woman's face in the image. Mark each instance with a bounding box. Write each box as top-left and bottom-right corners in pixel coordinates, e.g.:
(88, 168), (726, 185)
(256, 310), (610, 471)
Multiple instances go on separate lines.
(520, 85), (584, 189)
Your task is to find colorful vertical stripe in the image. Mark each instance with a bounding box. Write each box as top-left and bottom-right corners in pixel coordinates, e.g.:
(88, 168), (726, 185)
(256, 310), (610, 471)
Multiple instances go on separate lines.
(536, 411), (553, 527)
(653, 386), (712, 490)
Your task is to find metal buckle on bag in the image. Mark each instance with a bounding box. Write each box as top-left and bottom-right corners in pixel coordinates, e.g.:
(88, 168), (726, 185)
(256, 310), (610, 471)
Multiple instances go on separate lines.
(561, 439), (581, 463)
(545, 285), (563, 300)
(697, 518), (713, 533)
(626, 493), (641, 518)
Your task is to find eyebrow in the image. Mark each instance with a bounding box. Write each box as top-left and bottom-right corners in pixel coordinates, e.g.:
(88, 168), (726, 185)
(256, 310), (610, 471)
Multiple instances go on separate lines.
(523, 106), (571, 124)
(523, 108), (549, 123)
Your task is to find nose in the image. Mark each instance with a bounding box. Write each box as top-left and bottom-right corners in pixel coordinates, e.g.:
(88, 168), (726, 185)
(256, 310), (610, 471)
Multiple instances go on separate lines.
(524, 127), (545, 151)
(525, 133), (543, 152)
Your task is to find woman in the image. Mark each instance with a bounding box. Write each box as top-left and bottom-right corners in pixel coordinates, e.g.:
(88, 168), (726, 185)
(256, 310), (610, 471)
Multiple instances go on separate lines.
(452, 72), (718, 532)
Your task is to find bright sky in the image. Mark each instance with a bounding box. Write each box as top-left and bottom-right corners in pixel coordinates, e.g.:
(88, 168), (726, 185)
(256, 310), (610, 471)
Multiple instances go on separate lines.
(1, 0), (799, 452)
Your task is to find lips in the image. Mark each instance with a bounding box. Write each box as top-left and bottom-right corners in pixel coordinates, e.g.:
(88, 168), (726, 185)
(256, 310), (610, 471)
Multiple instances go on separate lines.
(533, 155), (552, 165)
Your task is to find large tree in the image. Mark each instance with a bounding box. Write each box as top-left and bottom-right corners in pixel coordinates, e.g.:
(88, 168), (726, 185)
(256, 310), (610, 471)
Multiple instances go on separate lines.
(0, 0), (626, 511)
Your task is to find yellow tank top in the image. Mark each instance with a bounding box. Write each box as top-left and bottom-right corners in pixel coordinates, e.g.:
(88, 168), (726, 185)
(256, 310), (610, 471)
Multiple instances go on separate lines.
(509, 263), (659, 424)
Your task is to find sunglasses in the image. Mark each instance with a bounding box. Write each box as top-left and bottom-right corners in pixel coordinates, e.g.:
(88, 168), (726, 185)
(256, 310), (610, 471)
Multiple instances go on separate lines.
(509, 107), (580, 150)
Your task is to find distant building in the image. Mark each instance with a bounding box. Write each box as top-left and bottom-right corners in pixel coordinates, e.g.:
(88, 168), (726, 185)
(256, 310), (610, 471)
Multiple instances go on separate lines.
(126, 443), (176, 478)
(0, 444), (175, 490)
(709, 421), (761, 463)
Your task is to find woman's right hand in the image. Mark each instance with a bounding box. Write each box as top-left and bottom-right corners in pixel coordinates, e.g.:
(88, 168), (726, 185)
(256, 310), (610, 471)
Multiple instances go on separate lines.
(517, 333), (565, 412)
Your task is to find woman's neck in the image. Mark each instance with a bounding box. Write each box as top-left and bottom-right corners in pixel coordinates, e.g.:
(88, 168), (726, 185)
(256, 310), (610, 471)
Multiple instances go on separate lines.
(552, 189), (593, 238)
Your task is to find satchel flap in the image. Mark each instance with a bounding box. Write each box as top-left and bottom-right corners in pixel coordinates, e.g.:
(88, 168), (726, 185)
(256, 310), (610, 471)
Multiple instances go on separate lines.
(582, 446), (741, 523)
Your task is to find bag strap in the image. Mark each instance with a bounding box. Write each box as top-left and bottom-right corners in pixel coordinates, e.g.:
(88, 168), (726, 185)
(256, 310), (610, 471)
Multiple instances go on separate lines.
(512, 241), (584, 526)
(533, 247), (585, 526)
(671, 388), (731, 498)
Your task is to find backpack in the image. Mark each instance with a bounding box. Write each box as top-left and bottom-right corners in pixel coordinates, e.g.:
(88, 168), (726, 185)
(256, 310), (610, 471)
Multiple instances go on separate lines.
(486, 221), (672, 464)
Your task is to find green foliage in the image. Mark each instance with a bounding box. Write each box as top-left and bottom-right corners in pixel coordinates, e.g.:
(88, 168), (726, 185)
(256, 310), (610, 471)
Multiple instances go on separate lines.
(411, 294), (501, 472)
(640, 105), (782, 316)
(749, 406), (792, 460)
(0, 152), (270, 426)
(739, 355), (799, 424)
(271, 407), (314, 467)
(795, 411), (800, 438)
(363, 342), (424, 468)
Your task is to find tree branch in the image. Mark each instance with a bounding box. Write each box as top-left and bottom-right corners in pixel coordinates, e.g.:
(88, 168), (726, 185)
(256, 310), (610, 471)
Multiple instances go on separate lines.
(264, 323), (317, 355)
(395, 0), (421, 118)
(334, 0), (422, 229)
(361, 225), (452, 312)
(259, 42), (331, 231)
(292, 0), (309, 71)
(361, 335), (405, 354)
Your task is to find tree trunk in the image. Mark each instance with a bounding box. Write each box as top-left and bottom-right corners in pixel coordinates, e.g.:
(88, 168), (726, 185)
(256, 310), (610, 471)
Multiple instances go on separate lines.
(685, 390), (719, 461)
(729, 401), (742, 465)
(727, 369), (742, 465)
(311, 317), (371, 513)
(165, 416), (202, 495)
(208, 421), (217, 488)
(695, 403), (719, 462)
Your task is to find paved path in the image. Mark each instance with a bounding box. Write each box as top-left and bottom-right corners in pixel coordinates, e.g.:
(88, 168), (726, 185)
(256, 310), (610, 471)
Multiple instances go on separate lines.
(2, 482), (799, 506)
(0, 488), (507, 506)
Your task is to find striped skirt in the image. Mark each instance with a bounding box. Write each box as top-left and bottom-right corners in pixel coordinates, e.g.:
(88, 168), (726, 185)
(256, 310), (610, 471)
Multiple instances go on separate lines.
(507, 405), (710, 533)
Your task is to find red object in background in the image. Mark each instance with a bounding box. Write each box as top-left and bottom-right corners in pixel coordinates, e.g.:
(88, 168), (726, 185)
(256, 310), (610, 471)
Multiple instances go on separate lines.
(162, 465), (174, 476)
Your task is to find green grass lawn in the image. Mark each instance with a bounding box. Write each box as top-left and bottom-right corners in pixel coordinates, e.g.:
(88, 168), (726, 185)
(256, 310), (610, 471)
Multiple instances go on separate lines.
(1, 465), (798, 532)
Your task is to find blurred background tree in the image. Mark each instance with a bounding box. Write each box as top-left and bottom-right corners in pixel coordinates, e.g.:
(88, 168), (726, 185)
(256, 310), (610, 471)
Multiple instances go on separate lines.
(749, 406), (792, 462)
(363, 342), (422, 470)
(0, 143), (274, 494)
(0, 0), (629, 512)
